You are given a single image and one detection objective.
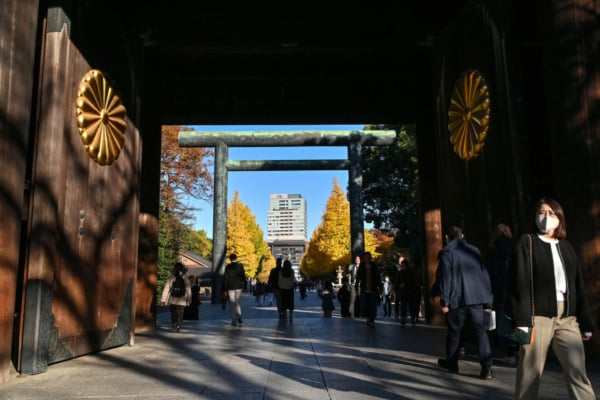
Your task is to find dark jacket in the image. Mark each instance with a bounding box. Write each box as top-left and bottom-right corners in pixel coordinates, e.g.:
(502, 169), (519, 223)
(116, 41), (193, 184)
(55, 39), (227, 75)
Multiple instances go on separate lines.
(356, 261), (382, 293)
(486, 237), (513, 310)
(224, 261), (246, 290)
(508, 234), (594, 332)
(268, 266), (282, 289)
(437, 238), (493, 309)
(395, 266), (417, 301)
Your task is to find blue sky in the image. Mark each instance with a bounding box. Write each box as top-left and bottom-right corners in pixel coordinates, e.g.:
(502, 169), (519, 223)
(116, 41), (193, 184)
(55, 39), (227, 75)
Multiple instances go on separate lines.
(185, 124), (367, 238)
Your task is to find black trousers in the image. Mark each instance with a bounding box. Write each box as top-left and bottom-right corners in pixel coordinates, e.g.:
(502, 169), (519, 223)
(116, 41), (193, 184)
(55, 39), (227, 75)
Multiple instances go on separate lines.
(360, 291), (378, 323)
(445, 304), (492, 368)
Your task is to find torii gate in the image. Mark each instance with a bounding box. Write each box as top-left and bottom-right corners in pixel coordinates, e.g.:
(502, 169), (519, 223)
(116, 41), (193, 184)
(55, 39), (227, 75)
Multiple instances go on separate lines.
(179, 130), (396, 303)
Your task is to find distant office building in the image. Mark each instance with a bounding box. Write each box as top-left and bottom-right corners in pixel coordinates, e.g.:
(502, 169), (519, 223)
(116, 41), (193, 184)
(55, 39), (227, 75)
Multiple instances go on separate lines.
(267, 194), (308, 242)
(267, 194), (308, 280)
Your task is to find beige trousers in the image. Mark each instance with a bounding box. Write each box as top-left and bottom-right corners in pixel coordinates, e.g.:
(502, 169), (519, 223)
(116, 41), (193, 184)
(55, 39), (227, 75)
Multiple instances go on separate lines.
(515, 302), (595, 400)
(228, 289), (242, 323)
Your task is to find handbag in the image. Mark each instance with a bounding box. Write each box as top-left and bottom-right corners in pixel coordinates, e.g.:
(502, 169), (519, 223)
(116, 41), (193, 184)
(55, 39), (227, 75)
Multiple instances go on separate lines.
(499, 235), (536, 345)
(483, 308), (496, 331)
(498, 313), (535, 345)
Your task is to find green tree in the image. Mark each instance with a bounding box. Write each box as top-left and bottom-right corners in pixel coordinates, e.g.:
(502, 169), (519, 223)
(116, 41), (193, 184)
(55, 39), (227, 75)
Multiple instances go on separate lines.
(158, 125), (214, 293)
(186, 229), (213, 259)
(362, 124), (419, 249)
(158, 206), (195, 291)
(158, 210), (181, 285)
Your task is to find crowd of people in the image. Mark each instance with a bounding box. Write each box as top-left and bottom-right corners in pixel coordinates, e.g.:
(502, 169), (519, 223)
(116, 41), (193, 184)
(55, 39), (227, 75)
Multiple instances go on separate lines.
(161, 196), (595, 399)
(432, 197), (595, 399)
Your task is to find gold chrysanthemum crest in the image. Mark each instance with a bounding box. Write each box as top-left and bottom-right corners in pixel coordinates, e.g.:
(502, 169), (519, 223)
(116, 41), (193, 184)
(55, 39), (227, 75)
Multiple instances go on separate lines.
(76, 69), (126, 165)
(448, 69), (490, 160)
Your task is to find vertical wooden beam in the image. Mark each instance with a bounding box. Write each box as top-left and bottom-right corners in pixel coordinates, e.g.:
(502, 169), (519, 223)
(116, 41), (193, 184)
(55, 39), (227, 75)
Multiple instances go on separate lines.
(20, 21), (69, 375)
(135, 70), (162, 333)
(538, 0), (600, 357)
(0, 0), (40, 380)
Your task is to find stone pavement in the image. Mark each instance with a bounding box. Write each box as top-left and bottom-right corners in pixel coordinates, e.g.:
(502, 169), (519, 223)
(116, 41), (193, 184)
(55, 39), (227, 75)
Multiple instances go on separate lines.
(2, 291), (599, 399)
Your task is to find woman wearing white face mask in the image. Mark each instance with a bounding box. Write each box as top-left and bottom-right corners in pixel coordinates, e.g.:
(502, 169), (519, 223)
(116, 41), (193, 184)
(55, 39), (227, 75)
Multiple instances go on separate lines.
(509, 197), (595, 400)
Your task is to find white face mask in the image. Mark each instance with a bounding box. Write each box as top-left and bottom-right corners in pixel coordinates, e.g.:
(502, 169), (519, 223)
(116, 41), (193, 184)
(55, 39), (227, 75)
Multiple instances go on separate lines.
(536, 215), (559, 234)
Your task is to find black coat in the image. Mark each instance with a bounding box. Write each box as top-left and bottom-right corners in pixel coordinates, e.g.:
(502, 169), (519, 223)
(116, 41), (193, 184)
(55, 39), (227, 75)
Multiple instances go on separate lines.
(224, 261), (246, 290)
(508, 234), (593, 332)
(356, 262), (382, 293)
(395, 267), (418, 302)
(486, 237), (513, 310)
(268, 266), (282, 289)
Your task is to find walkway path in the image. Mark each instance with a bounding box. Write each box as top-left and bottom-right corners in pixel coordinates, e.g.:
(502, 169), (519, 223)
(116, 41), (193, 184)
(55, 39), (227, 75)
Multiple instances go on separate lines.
(2, 290), (599, 399)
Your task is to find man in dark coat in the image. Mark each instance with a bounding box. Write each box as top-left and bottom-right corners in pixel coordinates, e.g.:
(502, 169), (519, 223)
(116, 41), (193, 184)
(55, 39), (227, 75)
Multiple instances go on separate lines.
(268, 258), (284, 319)
(436, 225), (494, 379)
(356, 252), (381, 327)
(224, 253), (246, 327)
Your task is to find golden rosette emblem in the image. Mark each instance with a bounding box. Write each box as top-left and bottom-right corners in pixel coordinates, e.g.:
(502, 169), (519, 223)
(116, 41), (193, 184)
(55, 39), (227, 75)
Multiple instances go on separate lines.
(76, 69), (126, 165)
(448, 69), (490, 160)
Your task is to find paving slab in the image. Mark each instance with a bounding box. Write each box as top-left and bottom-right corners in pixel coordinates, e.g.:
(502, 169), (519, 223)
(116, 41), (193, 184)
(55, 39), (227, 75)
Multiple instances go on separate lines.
(2, 290), (599, 399)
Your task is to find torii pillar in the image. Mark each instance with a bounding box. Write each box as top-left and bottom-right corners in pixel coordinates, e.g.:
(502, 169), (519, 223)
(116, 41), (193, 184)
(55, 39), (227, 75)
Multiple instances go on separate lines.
(179, 130), (396, 303)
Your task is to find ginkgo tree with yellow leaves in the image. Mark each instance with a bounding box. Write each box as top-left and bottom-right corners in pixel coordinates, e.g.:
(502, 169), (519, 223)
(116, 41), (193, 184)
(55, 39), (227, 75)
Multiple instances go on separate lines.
(301, 179), (379, 278)
(227, 191), (275, 281)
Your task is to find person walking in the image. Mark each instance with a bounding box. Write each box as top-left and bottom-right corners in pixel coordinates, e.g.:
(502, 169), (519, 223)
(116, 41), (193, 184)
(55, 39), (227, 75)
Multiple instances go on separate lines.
(224, 253), (246, 327)
(160, 262), (192, 333)
(356, 252), (381, 327)
(381, 274), (393, 317)
(299, 280), (308, 300)
(487, 223), (518, 362)
(337, 276), (351, 317)
(278, 259), (296, 321)
(392, 253), (405, 318)
(265, 280), (274, 306)
(269, 258), (284, 319)
(509, 198), (595, 400)
(347, 255), (361, 318)
(436, 225), (494, 379)
(255, 280), (265, 306)
(397, 259), (419, 326)
(321, 281), (336, 317)
(183, 275), (201, 320)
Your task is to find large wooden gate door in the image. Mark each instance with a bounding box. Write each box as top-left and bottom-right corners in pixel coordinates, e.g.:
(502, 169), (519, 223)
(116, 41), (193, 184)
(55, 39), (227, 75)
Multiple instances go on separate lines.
(17, 13), (142, 374)
(421, 1), (525, 323)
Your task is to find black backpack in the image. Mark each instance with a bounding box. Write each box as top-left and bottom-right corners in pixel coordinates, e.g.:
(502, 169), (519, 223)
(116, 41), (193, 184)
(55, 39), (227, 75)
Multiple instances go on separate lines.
(170, 275), (186, 297)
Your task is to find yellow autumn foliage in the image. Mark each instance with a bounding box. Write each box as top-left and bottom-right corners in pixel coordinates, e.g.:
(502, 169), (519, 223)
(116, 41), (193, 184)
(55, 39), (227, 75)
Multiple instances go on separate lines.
(300, 179), (382, 278)
(227, 191), (275, 279)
